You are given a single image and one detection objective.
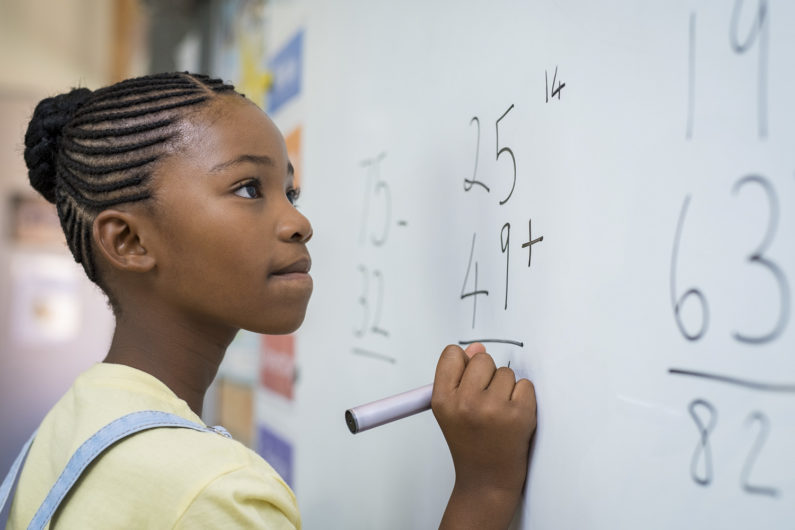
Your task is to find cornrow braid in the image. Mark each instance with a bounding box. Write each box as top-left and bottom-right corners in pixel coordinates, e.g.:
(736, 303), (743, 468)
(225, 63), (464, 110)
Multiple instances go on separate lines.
(24, 72), (239, 288)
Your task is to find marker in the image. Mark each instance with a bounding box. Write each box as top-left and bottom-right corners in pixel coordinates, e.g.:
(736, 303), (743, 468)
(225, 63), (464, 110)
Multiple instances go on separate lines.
(345, 383), (433, 434)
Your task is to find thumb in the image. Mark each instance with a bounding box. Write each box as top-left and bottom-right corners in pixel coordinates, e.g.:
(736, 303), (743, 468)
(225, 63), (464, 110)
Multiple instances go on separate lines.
(464, 342), (486, 359)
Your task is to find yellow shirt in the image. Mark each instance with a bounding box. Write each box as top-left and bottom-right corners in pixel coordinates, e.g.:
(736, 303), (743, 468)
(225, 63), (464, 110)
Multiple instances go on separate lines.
(7, 363), (301, 529)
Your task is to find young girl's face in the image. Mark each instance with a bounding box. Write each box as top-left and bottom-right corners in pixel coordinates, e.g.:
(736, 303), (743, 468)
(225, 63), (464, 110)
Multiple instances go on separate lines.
(140, 95), (313, 334)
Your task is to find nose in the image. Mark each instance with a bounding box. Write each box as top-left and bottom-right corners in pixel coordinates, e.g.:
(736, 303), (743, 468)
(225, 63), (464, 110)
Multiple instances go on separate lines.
(277, 204), (313, 243)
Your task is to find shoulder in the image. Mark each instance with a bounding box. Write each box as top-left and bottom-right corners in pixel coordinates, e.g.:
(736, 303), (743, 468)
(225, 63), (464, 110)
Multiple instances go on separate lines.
(24, 362), (299, 527)
(57, 425), (300, 528)
(130, 428), (301, 529)
(173, 454), (301, 529)
(111, 423), (270, 483)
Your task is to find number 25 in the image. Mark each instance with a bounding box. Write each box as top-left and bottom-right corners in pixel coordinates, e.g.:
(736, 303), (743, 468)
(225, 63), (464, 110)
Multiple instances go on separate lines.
(464, 104), (517, 205)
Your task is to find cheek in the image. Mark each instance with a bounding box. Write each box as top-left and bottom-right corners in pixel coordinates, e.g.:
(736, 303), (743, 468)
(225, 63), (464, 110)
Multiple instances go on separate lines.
(194, 227), (265, 283)
(157, 204), (270, 293)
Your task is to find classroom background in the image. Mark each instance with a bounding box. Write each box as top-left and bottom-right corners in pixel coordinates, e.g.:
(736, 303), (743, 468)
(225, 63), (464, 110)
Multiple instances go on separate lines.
(3, 1), (795, 528)
(0, 0), (281, 481)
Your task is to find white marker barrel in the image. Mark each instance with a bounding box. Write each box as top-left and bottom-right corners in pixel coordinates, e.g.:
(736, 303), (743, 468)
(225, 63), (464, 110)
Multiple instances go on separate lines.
(345, 383), (434, 434)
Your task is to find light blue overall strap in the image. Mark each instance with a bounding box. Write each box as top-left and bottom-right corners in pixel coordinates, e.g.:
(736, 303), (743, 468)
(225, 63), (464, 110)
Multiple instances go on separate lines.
(27, 410), (230, 530)
(0, 430), (38, 528)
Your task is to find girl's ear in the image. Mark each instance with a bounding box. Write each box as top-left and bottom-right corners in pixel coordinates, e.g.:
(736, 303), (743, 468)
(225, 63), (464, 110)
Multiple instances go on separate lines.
(93, 209), (157, 273)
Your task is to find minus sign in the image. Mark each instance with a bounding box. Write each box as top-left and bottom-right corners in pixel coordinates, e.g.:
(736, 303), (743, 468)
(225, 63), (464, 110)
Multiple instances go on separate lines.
(458, 339), (524, 347)
(397, 220), (408, 226)
(352, 347), (397, 364)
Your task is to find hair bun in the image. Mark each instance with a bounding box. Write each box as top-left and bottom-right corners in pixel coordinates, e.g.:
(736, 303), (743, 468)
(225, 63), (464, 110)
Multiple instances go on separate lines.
(24, 87), (92, 203)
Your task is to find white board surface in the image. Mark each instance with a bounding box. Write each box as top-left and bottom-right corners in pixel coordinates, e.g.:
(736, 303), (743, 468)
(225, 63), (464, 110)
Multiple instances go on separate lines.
(262, 2), (795, 528)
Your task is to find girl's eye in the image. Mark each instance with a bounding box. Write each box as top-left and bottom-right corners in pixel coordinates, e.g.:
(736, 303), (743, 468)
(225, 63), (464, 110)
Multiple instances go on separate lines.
(234, 181), (261, 199)
(286, 187), (301, 205)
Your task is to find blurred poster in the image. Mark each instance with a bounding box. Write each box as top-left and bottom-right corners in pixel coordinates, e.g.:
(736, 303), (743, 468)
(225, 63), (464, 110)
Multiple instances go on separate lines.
(214, 0), (271, 109)
(9, 194), (63, 246)
(257, 423), (294, 488)
(267, 29), (303, 114)
(9, 253), (81, 346)
(216, 378), (254, 447)
(220, 329), (260, 384)
(260, 334), (295, 400)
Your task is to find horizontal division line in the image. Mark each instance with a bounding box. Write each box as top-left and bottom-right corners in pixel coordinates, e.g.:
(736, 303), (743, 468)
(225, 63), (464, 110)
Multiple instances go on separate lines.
(352, 348), (396, 364)
(459, 339), (524, 347)
(669, 368), (795, 393)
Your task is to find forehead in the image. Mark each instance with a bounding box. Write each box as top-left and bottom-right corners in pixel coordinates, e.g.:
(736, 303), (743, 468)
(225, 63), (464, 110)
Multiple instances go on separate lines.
(177, 95), (288, 171)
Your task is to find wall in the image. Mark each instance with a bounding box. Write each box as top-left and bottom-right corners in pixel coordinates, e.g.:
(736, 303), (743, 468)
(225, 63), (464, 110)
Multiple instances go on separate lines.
(0, 0), (128, 472)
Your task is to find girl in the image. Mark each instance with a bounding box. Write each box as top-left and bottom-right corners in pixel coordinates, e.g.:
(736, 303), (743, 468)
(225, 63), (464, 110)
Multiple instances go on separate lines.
(3, 72), (536, 529)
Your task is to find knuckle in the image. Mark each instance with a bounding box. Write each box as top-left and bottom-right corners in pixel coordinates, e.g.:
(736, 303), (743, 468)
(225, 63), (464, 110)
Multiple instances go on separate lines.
(442, 343), (462, 355)
(457, 395), (494, 427)
(516, 377), (535, 395)
(495, 366), (516, 379)
(507, 403), (533, 429)
(482, 401), (503, 421)
(470, 352), (495, 368)
(456, 394), (477, 415)
(440, 344), (464, 361)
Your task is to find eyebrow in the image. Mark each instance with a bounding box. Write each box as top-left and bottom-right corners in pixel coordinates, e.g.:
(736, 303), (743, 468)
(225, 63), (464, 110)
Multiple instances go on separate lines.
(209, 154), (295, 178)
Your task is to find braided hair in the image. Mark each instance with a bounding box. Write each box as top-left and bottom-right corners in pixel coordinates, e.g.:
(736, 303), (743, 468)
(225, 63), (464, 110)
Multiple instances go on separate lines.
(23, 72), (239, 292)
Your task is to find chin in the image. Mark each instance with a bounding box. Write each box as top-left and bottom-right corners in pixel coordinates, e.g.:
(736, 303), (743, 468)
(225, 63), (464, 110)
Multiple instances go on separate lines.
(241, 289), (312, 335)
(248, 310), (307, 335)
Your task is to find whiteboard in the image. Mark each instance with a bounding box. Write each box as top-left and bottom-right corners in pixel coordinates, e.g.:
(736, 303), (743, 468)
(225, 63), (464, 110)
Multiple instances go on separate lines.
(259, 1), (795, 528)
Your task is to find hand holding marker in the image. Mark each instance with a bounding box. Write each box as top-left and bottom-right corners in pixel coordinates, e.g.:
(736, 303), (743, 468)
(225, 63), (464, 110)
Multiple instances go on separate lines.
(345, 343), (536, 433)
(345, 343), (491, 433)
(346, 343), (537, 528)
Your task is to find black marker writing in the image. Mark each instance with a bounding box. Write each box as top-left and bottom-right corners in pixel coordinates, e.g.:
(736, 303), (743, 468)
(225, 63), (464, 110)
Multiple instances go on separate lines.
(689, 399), (717, 486)
(522, 219), (543, 268)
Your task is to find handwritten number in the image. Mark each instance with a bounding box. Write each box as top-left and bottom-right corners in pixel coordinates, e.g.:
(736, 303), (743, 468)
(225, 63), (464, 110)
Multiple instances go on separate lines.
(370, 270), (389, 337)
(545, 66), (565, 102)
(732, 176), (789, 343)
(354, 266), (389, 338)
(686, 12), (696, 139)
(461, 233), (489, 328)
(670, 196), (710, 340)
(464, 117), (489, 192)
(465, 106), (517, 204)
(359, 164), (372, 245)
(495, 104), (517, 205)
(371, 175), (391, 247)
(501, 223), (510, 310)
(729, 0), (768, 137)
(741, 412), (779, 497)
(686, 403), (780, 496)
(359, 154), (390, 246)
(354, 265), (369, 337)
(689, 399), (717, 486)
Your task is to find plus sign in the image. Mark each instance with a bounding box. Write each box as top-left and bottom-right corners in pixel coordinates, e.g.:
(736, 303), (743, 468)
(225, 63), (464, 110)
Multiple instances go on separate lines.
(521, 219), (543, 267)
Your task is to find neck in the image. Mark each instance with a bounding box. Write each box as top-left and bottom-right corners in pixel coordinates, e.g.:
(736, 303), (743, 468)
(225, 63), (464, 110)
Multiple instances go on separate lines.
(103, 303), (238, 417)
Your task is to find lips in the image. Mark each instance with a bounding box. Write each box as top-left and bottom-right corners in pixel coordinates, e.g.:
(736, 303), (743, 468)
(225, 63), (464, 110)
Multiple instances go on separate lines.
(271, 256), (312, 276)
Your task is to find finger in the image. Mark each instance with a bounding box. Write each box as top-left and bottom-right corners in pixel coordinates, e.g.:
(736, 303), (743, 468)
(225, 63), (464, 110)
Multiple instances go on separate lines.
(459, 352), (497, 392)
(433, 344), (468, 395)
(486, 366), (517, 401)
(463, 342), (486, 359)
(511, 378), (537, 411)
